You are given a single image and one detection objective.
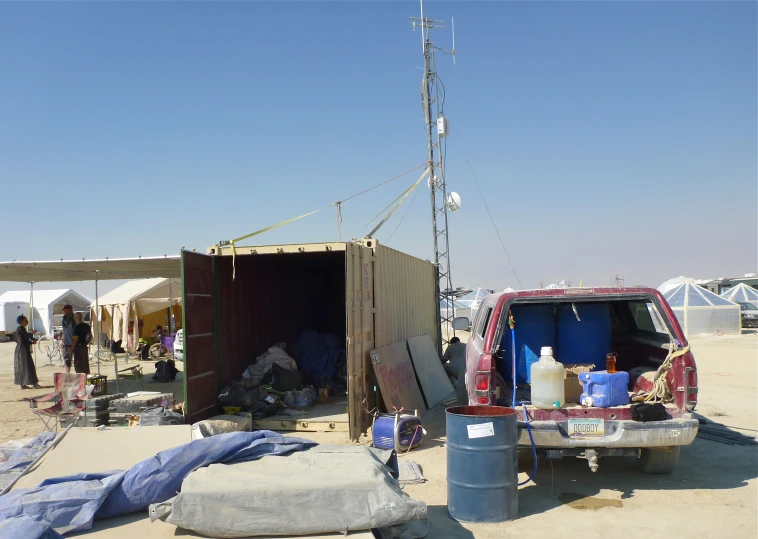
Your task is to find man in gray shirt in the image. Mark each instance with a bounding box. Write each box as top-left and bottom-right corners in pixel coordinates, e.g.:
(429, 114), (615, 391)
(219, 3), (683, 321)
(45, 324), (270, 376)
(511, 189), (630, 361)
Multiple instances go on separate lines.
(61, 304), (76, 373)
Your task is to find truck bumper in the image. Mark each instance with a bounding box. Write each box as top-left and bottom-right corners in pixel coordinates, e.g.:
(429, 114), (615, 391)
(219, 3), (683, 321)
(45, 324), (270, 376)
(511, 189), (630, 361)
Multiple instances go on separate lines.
(517, 417), (699, 449)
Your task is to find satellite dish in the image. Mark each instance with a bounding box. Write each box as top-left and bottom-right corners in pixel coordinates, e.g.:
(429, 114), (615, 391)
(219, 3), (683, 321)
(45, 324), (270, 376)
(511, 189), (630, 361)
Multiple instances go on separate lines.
(447, 192), (461, 212)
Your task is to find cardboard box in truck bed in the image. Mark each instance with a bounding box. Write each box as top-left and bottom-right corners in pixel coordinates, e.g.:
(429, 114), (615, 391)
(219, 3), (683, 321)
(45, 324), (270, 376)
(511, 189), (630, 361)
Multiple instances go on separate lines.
(564, 364), (595, 402)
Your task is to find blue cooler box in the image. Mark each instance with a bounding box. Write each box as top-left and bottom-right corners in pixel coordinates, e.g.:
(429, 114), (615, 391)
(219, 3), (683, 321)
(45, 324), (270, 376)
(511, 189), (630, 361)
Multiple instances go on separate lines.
(579, 371), (630, 408)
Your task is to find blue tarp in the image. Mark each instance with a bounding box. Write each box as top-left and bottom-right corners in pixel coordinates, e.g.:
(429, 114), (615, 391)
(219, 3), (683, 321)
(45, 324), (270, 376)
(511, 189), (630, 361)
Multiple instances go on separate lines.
(0, 430), (316, 538)
(0, 432), (57, 491)
(296, 330), (343, 380)
(0, 433), (57, 475)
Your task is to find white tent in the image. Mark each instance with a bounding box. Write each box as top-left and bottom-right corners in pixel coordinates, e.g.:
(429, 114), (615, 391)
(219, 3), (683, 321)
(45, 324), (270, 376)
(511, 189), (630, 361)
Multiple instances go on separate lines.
(663, 282), (740, 336)
(721, 283), (758, 309)
(93, 278), (181, 346)
(0, 289), (91, 336)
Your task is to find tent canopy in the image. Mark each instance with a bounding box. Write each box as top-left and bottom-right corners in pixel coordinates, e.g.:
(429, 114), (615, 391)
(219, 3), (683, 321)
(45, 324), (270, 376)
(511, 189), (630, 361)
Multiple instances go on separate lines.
(0, 289), (91, 335)
(657, 276), (711, 295)
(94, 278), (181, 345)
(664, 283), (737, 308)
(721, 283), (758, 305)
(94, 278), (181, 314)
(0, 256), (180, 283)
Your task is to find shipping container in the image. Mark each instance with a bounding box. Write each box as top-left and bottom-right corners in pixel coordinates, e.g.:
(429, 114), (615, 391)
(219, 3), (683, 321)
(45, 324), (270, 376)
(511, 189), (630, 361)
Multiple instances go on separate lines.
(181, 239), (439, 440)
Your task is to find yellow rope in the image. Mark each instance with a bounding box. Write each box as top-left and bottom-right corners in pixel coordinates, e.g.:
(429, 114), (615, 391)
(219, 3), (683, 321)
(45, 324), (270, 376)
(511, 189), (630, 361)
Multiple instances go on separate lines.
(229, 210), (320, 279)
(642, 343), (691, 403)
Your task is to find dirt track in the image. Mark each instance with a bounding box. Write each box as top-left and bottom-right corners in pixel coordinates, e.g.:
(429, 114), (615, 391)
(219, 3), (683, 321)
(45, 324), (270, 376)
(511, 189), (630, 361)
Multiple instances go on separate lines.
(0, 334), (756, 538)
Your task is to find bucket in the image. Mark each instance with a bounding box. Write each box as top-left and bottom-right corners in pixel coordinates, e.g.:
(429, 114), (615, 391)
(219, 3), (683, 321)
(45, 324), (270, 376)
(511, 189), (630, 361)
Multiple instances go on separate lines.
(446, 405), (518, 523)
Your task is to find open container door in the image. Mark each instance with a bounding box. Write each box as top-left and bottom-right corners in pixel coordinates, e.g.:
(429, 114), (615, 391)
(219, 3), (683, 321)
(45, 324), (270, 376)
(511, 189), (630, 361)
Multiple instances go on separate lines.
(345, 241), (376, 441)
(181, 250), (219, 424)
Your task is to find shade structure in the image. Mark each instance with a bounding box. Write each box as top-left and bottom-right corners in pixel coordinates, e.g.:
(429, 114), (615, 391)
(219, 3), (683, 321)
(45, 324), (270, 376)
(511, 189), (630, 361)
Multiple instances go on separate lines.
(0, 256), (180, 283)
(721, 283), (758, 309)
(664, 282), (740, 336)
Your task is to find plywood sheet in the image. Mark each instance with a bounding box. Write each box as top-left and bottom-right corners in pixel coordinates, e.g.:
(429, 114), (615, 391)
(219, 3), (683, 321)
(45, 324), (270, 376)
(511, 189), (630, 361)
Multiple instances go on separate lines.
(407, 334), (455, 409)
(370, 341), (426, 412)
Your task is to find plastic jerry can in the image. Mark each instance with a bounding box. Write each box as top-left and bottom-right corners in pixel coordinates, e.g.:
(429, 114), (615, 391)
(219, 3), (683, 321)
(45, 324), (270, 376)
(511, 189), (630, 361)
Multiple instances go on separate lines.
(530, 347), (565, 409)
(578, 371), (630, 408)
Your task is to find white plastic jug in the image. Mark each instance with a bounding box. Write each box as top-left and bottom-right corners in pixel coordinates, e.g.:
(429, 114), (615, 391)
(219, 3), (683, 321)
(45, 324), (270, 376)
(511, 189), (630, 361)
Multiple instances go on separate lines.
(530, 346), (565, 409)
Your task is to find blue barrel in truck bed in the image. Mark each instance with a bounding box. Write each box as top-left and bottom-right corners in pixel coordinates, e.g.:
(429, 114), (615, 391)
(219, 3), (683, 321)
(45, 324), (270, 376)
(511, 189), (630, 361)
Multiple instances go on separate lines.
(556, 303), (611, 369)
(502, 304), (555, 384)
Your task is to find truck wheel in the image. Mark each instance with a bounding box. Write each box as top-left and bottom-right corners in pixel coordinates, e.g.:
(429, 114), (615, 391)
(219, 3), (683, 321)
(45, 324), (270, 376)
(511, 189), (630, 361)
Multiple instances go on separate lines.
(637, 447), (680, 474)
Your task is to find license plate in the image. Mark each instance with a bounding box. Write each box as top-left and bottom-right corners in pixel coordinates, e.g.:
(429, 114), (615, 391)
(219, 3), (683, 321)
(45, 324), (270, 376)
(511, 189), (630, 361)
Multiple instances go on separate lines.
(567, 419), (605, 438)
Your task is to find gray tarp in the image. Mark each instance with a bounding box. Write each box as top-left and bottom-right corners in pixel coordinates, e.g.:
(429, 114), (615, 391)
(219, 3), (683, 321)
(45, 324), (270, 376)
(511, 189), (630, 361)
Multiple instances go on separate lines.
(0, 431), (316, 537)
(151, 445), (428, 538)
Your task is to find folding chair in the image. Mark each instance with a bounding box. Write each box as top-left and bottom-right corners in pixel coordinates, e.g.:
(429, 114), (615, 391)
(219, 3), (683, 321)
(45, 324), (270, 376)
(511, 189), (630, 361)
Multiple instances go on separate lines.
(116, 365), (144, 393)
(23, 373), (93, 432)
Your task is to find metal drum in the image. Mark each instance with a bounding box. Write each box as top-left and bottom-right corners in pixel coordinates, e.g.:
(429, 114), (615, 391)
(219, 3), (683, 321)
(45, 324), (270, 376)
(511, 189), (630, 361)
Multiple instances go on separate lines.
(446, 405), (518, 523)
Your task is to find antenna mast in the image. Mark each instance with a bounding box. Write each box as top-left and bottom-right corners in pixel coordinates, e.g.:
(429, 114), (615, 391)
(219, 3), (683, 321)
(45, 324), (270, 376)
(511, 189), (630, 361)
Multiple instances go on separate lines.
(410, 4), (455, 348)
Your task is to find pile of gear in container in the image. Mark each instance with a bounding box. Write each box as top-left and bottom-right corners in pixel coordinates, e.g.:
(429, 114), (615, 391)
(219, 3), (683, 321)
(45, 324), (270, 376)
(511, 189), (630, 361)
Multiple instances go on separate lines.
(217, 330), (347, 418)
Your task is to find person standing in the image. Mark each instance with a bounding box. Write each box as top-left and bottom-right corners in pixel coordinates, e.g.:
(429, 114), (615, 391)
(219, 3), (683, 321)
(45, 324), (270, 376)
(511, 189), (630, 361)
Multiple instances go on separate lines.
(14, 315), (40, 389)
(70, 312), (92, 375)
(441, 336), (467, 380)
(61, 304), (76, 373)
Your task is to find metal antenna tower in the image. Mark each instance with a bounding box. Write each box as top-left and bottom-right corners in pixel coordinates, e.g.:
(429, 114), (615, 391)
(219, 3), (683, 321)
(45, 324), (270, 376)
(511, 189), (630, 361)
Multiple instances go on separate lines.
(410, 4), (456, 348)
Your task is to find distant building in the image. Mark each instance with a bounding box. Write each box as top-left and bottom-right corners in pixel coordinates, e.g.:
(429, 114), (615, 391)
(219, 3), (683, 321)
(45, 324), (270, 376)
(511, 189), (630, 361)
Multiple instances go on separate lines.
(703, 274), (758, 295)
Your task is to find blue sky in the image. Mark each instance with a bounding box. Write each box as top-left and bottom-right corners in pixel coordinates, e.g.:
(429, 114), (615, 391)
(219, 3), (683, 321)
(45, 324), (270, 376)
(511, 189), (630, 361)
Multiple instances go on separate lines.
(1, 1), (755, 298)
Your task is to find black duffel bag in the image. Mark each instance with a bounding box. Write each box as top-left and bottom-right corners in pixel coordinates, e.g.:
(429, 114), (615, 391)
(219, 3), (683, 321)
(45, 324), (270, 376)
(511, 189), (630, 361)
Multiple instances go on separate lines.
(218, 384), (266, 408)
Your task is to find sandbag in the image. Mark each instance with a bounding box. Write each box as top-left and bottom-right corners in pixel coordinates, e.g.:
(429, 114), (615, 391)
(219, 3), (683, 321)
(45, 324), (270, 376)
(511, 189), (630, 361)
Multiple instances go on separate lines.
(150, 445), (427, 537)
(191, 415), (248, 441)
(139, 406), (185, 426)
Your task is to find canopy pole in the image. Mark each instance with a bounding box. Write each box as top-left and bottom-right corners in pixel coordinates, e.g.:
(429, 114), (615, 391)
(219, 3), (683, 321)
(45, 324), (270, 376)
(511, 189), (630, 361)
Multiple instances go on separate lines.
(30, 282), (35, 367)
(111, 308), (118, 393)
(168, 280), (174, 333)
(95, 272), (100, 376)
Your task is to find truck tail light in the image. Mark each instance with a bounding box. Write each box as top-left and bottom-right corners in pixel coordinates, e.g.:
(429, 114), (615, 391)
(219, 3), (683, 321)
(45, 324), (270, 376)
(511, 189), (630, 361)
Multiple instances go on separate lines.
(475, 372), (491, 405)
(686, 366), (698, 409)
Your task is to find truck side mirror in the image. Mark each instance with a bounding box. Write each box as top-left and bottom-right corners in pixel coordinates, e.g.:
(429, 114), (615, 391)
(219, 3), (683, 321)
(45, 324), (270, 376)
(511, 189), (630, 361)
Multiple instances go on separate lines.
(452, 317), (470, 331)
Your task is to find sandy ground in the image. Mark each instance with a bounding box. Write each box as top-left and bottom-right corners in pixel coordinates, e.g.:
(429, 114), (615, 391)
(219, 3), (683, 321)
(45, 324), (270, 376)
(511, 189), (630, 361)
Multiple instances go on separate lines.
(0, 342), (184, 442)
(0, 334), (756, 538)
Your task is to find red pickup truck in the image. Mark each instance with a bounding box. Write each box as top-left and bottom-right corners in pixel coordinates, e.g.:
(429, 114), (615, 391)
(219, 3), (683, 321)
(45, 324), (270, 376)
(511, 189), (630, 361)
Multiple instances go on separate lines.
(457, 287), (699, 474)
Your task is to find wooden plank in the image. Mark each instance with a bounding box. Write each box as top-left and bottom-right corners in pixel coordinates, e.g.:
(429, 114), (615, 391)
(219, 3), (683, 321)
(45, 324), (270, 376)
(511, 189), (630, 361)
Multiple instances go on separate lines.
(369, 340), (426, 412)
(407, 334), (455, 409)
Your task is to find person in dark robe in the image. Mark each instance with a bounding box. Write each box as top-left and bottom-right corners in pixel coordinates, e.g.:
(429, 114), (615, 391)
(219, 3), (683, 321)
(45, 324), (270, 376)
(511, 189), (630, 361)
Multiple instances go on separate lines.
(71, 312), (92, 375)
(14, 315), (40, 389)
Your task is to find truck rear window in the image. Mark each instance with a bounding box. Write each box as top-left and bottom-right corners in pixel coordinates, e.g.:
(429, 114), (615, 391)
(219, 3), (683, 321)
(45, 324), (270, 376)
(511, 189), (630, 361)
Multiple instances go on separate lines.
(628, 301), (668, 335)
(476, 306), (493, 338)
